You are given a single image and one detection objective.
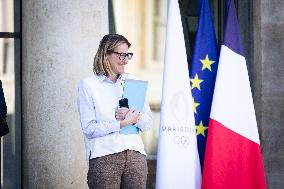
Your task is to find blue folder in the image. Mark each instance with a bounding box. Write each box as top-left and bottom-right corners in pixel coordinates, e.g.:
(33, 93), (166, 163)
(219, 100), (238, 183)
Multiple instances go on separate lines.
(120, 79), (148, 134)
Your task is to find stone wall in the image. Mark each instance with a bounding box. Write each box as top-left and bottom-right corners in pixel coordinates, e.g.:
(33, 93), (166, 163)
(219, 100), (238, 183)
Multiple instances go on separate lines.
(22, 1), (108, 188)
(253, 0), (284, 188)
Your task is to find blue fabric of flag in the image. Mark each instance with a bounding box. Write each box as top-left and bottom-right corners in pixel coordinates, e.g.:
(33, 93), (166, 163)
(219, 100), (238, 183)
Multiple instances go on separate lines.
(224, 0), (244, 56)
(189, 0), (219, 170)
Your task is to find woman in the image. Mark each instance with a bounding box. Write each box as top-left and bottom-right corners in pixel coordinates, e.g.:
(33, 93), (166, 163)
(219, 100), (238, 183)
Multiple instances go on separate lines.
(77, 34), (152, 189)
(0, 80), (8, 137)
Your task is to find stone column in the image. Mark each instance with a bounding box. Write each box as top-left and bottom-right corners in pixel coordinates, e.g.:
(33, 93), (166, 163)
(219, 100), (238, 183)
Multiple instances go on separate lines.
(253, 0), (284, 188)
(22, 1), (108, 188)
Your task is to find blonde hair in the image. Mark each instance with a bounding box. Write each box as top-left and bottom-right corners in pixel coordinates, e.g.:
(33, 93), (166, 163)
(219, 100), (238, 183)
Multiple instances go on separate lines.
(93, 34), (131, 76)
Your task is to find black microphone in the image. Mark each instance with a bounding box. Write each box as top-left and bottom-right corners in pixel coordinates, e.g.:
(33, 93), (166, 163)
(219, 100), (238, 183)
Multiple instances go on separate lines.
(119, 98), (129, 108)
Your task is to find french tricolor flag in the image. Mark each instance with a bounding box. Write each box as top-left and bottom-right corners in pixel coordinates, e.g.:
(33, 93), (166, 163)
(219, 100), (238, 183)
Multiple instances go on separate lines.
(202, 0), (267, 189)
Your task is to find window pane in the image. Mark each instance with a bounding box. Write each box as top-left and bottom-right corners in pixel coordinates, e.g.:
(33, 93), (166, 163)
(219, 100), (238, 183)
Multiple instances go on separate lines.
(0, 38), (14, 79)
(153, 0), (167, 63)
(0, 38), (20, 189)
(0, 0), (14, 32)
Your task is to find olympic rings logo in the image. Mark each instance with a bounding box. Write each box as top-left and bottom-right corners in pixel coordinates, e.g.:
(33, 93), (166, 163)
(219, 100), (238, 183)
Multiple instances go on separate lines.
(173, 135), (190, 147)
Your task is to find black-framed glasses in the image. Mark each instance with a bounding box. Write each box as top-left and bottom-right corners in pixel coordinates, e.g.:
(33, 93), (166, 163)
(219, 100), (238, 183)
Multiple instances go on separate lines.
(107, 50), (133, 60)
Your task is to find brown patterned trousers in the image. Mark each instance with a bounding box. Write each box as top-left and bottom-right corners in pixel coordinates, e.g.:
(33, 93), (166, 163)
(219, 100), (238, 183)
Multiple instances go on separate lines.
(87, 150), (148, 189)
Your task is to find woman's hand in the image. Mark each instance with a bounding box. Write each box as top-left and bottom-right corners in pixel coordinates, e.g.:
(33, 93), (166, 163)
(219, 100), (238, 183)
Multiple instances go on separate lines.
(115, 107), (129, 121)
(120, 108), (140, 128)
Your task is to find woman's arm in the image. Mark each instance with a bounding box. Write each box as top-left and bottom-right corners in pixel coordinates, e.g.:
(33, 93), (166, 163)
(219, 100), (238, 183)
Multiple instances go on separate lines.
(0, 81), (7, 120)
(115, 102), (153, 132)
(136, 102), (153, 132)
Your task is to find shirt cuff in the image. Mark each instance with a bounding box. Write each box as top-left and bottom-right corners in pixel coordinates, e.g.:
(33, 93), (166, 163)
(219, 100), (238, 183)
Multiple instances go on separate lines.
(136, 113), (148, 131)
(109, 120), (121, 133)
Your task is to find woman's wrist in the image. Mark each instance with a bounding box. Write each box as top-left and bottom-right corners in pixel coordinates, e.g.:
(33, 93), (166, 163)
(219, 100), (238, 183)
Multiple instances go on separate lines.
(120, 119), (129, 128)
